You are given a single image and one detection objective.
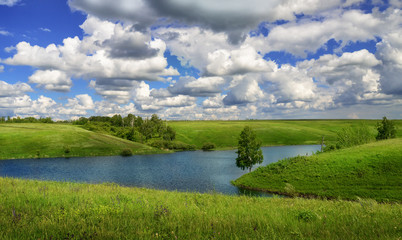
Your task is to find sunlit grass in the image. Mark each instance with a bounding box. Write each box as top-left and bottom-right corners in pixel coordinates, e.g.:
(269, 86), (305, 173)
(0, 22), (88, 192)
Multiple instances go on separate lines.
(1, 177), (400, 239)
(1, 120), (401, 159)
(233, 138), (402, 202)
(0, 123), (163, 160)
(169, 119), (402, 149)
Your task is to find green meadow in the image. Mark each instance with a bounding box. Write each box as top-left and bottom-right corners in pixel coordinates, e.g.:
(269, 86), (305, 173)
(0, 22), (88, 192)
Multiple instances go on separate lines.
(0, 123), (163, 160)
(0, 120), (401, 239)
(1, 120), (401, 160)
(1, 177), (401, 239)
(233, 138), (402, 202)
(169, 119), (402, 149)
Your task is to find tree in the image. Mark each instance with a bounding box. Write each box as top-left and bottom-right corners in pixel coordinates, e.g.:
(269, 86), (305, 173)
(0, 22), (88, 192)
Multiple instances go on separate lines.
(236, 126), (263, 172)
(162, 126), (176, 141)
(111, 114), (123, 127)
(134, 116), (143, 128)
(150, 114), (164, 137)
(139, 119), (154, 140)
(376, 116), (396, 140)
(125, 114), (135, 128)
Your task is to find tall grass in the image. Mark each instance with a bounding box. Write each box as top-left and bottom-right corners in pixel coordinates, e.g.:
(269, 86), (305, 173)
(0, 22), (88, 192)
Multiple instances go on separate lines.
(334, 124), (374, 149)
(0, 177), (400, 239)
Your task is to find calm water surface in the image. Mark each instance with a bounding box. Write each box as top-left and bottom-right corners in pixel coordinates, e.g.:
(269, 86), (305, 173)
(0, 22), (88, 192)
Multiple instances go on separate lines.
(0, 145), (320, 196)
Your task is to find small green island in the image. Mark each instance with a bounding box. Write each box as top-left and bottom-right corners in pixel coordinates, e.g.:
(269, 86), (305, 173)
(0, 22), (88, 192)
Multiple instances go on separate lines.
(0, 118), (401, 239)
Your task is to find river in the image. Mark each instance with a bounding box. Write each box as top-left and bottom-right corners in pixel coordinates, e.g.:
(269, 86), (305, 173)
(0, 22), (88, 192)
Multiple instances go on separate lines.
(0, 145), (320, 196)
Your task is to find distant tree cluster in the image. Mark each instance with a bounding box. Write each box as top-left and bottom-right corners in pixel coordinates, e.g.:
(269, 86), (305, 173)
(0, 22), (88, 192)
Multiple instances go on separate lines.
(0, 116), (53, 123)
(73, 114), (181, 148)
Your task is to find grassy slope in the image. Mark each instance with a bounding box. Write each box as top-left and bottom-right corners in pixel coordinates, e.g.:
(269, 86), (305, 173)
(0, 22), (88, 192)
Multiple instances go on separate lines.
(233, 138), (402, 202)
(0, 123), (162, 160)
(1, 177), (400, 240)
(169, 119), (402, 149)
(1, 120), (401, 159)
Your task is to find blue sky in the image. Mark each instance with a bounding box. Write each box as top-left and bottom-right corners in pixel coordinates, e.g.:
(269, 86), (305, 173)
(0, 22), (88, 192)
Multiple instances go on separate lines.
(0, 0), (401, 120)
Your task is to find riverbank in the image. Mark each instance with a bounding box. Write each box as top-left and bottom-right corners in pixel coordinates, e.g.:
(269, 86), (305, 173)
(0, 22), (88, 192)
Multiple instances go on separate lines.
(0, 123), (165, 160)
(233, 138), (402, 202)
(1, 177), (400, 239)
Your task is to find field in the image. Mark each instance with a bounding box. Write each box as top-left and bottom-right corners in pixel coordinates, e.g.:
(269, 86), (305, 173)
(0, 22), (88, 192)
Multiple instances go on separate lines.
(169, 119), (402, 149)
(233, 138), (402, 202)
(0, 123), (163, 160)
(1, 177), (401, 239)
(0, 120), (401, 238)
(1, 120), (401, 160)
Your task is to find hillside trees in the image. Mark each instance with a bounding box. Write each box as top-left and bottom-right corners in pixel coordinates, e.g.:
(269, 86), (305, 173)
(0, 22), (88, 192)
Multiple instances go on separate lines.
(73, 114), (183, 149)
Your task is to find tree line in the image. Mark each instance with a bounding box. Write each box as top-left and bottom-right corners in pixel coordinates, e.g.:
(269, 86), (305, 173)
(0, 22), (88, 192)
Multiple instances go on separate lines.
(0, 116), (53, 123)
(73, 114), (197, 151)
(72, 114), (175, 143)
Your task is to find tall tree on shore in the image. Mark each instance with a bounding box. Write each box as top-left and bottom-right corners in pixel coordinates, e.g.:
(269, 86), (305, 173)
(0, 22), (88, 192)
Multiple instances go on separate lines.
(236, 126), (263, 172)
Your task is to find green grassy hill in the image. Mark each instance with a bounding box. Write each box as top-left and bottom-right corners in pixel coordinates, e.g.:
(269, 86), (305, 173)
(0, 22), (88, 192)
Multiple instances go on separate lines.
(233, 138), (402, 202)
(169, 119), (402, 149)
(0, 177), (400, 239)
(0, 123), (161, 160)
(1, 120), (401, 159)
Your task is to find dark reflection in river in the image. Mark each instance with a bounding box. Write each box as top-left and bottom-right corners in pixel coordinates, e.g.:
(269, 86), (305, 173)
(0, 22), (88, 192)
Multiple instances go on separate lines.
(0, 145), (320, 196)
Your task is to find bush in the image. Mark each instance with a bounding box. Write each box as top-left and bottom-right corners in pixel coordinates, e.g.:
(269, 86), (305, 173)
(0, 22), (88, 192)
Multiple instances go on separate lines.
(376, 116), (396, 140)
(201, 142), (216, 151)
(296, 210), (318, 222)
(150, 140), (196, 151)
(124, 128), (143, 142)
(336, 124), (374, 149)
(284, 183), (297, 197)
(63, 146), (71, 154)
(120, 149), (133, 157)
(323, 144), (337, 152)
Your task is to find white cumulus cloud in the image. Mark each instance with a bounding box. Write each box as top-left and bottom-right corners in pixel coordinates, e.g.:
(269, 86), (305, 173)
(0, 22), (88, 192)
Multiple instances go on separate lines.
(0, 0), (20, 6)
(223, 76), (264, 105)
(28, 70), (73, 92)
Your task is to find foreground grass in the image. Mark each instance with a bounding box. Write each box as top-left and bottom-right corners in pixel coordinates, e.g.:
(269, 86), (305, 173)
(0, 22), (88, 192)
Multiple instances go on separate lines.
(0, 123), (163, 160)
(0, 177), (401, 239)
(169, 119), (402, 149)
(233, 138), (402, 202)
